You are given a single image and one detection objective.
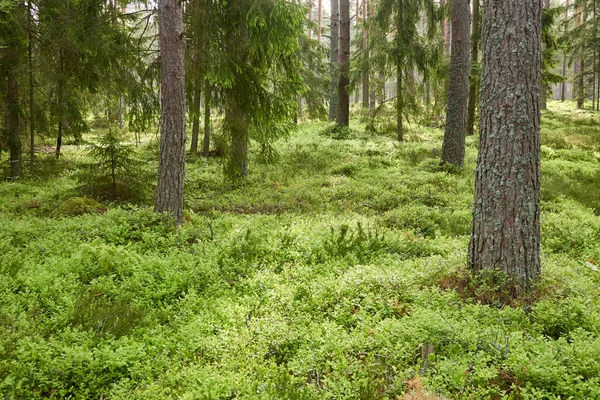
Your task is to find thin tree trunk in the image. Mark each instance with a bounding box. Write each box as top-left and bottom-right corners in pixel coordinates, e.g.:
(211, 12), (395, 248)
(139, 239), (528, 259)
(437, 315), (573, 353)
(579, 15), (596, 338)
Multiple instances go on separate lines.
(379, 69), (385, 103)
(577, 58), (585, 109)
(190, 83), (201, 153)
(155, 0), (186, 225)
(469, 0), (542, 292)
(7, 67), (22, 178)
(203, 80), (211, 158)
(561, 0), (568, 101)
(317, 0), (322, 42)
(396, 0), (403, 141)
(466, 0), (480, 136)
(119, 97), (124, 129)
(441, 0), (470, 167)
(308, 0), (313, 40)
(368, 0), (376, 111)
(576, 6), (585, 109)
(362, 0), (369, 109)
(597, 52), (600, 110)
(329, 0), (339, 121)
(541, 0), (550, 110)
(336, 0), (350, 126)
(56, 77), (64, 159)
(28, 0), (34, 171)
(588, 0), (593, 109)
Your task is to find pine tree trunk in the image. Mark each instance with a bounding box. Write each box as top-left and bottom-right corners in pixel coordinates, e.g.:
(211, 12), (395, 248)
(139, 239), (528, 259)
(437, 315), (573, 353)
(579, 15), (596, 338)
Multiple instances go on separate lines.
(155, 0), (186, 225)
(466, 0), (480, 136)
(576, 6), (585, 109)
(469, 0), (542, 292)
(308, 0), (313, 40)
(318, 0), (322, 42)
(7, 67), (22, 178)
(203, 81), (211, 158)
(368, 0), (376, 111)
(28, 0), (34, 171)
(329, 0), (339, 121)
(336, 0), (350, 126)
(396, 0), (403, 141)
(441, 0), (470, 166)
(362, 0), (369, 109)
(190, 83), (201, 153)
(577, 58), (585, 109)
(561, 0), (568, 101)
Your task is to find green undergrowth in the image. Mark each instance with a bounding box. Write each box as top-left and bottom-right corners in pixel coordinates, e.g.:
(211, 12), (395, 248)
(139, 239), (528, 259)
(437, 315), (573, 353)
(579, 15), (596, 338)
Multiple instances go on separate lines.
(1, 101), (600, 399)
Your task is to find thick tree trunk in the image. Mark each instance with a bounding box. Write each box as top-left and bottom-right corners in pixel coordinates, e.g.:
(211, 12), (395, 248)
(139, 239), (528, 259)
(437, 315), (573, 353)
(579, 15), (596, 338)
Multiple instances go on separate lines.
(7, 68), (22, 178)
(441, 0), (470, 166)
(203, 80), (211, 158)
(466, 0), (480, 136)
(336, 0), (350, 126)
(190, 83), (201, 153)
(329, 0), (339, 121)
(469, 0), (542, 292)
(155, 0), (186, 225)
(227, 103), (248, 180)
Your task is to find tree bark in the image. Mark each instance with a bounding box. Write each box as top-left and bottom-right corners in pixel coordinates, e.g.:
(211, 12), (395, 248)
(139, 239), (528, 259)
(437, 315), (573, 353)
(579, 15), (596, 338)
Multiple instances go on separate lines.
(576, 6), (585, 109)
(7, 67), (22, 178)
(361, 0), (369, 109)
(203, 80), (211, 158)
(308, 0), (313, 40)
(155, 0), (186, 226)
(329, 0), (339, 121)
(56, 54), (64, 160)
(441, 0), (470, 166)
(466, 0), (480, 136)
(28, 0), (34, 172)
(561, 0), (568, 101)
(336, 0), (350, 127)
(227, 102), (248, 180)
(318, 0), (322, 42)
(468, 0), (542, 292)
(577, 58), (585, 109)
(396, 0), (404, 141)
(190, 83), (201, 153)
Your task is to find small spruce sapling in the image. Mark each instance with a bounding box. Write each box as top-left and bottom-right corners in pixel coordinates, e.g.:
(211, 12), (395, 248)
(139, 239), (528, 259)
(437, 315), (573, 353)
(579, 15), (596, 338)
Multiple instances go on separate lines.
(78, 129), (150, 201)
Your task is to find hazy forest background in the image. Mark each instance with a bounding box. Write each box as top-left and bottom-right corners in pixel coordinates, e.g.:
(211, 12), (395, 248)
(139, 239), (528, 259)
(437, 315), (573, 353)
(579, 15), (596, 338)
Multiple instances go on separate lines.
(1, 0), (600, 398)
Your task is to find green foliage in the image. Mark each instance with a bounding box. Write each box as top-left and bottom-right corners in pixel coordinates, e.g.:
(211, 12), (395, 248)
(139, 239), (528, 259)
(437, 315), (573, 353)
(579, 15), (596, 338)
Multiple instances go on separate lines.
(59, 196), (104, 216)
(1, 102), (600, 399)
(77, 129), (151, 202)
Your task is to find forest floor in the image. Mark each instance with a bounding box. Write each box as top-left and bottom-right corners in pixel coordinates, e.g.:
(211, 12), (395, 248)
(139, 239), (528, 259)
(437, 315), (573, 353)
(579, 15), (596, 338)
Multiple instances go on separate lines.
(1, 101), (600, 399)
